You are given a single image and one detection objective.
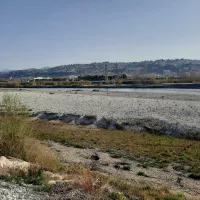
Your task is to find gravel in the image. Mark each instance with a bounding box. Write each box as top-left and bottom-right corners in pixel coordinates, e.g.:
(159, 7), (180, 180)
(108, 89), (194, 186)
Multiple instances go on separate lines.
(2, 91), (199, 126)
(0, 90), (200, 138)
(0, 181), (44, 200)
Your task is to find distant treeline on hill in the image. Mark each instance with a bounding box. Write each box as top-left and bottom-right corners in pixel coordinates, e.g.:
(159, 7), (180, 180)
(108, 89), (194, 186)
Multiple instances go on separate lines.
(1, 59), (200, 78)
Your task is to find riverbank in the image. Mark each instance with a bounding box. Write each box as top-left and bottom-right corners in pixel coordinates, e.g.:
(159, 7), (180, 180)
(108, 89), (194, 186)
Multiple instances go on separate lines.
(0, 89), (200, 140)
(2, 82), (200, 89)
(0, 90), (199, 199)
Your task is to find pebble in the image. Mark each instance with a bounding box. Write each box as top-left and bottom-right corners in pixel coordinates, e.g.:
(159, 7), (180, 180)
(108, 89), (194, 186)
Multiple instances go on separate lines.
(0, 181), (44, 200)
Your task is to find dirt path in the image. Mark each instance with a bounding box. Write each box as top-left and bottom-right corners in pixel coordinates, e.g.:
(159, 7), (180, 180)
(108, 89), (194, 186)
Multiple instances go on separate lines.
(47, 141), (200, 200)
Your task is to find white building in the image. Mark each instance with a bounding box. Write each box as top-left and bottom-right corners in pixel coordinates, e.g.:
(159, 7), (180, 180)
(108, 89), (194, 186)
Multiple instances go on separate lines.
(33, 77), (52, 81)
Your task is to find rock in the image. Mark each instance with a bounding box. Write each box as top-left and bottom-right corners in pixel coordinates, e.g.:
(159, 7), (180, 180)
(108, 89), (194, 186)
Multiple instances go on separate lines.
(0, 156), (30, 171)
(37, 112), (59, 120)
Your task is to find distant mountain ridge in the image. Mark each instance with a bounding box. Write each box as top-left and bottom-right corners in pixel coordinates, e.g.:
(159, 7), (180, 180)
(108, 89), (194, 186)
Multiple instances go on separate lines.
(1, 59), (200, 78)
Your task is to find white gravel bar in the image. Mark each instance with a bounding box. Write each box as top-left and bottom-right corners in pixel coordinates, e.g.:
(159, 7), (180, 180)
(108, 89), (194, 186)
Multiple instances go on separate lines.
(1, 90), (200, 139)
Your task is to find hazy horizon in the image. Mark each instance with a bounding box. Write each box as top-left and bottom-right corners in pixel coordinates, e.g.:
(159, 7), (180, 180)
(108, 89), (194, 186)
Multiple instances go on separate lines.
(1, 0), (200, 70)
(1, 57), (199, 72)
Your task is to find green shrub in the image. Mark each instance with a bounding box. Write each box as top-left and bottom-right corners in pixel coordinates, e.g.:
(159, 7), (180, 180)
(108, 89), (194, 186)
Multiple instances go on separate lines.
(0, 167), (45, 186)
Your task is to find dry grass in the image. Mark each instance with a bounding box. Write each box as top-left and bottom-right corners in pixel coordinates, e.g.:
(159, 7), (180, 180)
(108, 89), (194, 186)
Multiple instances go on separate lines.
(0, 93), (62, 173)
(0, 93), (29, 158)
(63, 169), (185, 200)
(24, 138), (62, 172)
(93, 172), (185, 200)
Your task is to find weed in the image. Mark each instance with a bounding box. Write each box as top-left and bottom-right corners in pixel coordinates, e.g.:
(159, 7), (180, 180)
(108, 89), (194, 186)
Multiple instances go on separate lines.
(34, 184), (52, 192)
(108, 191), (126, 200)
(137, 171), (148, 177)
(0, 167), (45, 186)
(188, 172), (200, 180)
(122, 166), (131, 171)
(114, 164), (120, 169)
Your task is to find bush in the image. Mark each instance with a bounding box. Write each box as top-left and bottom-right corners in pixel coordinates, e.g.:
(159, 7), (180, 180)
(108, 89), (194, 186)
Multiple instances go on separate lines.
(0, 93), (27, 116)
(0, 93), (61, 172)
(0, 94), (29, 158)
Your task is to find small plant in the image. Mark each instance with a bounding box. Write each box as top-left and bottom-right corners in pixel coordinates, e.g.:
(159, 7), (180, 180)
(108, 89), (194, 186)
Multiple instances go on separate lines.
(21, 168), (44, 185)
(114, 164), (120, 169)
(108, 191), (127, 200)
(137, 171), (148, 177)
(122, 166), (131, 171)
(188, 172), (200, 180)
(34, 184), (52, 192)
(0, 167), (45, 186)
(0, 174), (12, 182)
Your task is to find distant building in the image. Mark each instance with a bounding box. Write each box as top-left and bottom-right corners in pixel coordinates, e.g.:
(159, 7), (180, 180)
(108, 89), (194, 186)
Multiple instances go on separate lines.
(33, 77), (52, 81)
(68, 75), (78, 81)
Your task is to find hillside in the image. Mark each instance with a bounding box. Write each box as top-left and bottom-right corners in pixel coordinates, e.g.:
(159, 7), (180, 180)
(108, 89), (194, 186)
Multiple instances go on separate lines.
(1, 59), (200, 78)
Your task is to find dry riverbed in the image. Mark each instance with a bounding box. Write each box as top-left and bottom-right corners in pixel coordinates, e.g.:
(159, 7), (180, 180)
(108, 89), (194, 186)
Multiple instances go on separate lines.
(0, 89), (200, 139)
(0, 89), (200, 199)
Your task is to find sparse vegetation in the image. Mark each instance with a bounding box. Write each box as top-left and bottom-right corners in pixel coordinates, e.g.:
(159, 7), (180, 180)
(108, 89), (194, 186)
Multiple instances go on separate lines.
(0, 167), (45, 186)
(0, 93), (61, 171)
(108, 191), (127, 200)
(0, 93), (194, 199)
(137, 171), (148, 177)
(31, 120), (200, 174)
(188, 172), (200, 180)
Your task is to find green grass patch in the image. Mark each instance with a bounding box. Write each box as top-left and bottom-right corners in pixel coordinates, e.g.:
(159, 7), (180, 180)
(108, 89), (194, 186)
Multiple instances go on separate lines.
(30, 120), (200, 174)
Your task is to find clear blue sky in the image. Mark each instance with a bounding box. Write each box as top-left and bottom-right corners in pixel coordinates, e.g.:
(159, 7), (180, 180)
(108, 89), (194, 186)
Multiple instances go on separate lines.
(0, 0), (200, 70)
